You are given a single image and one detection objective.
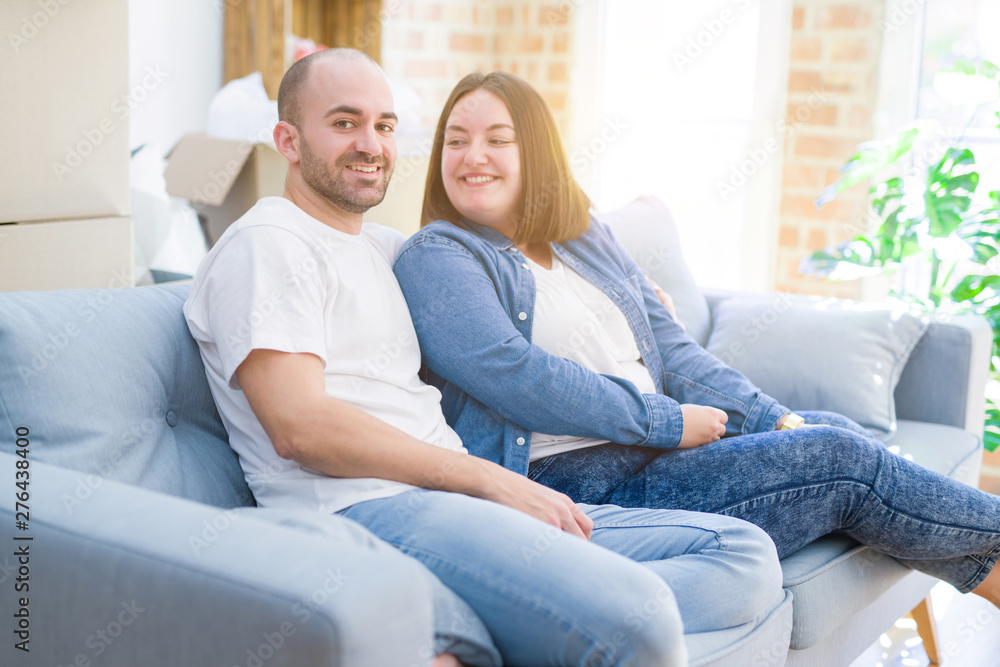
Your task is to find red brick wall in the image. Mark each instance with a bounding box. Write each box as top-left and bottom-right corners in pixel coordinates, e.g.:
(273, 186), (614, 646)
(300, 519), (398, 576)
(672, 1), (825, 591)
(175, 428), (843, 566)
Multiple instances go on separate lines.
(775, 0), (887, 297)
(381, 0), (573, 138)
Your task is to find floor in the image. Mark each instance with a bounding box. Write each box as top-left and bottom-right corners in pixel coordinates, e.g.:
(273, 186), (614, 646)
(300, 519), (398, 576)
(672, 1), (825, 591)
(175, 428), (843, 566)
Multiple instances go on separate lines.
(849, 582), (1000, 667)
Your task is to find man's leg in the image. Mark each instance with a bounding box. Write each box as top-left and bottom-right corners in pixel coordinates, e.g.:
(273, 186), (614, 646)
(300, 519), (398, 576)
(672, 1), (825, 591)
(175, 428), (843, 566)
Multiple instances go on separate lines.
(340, 489), (688, 667)
(581, 504), (785, 634)
(426, 572), (503, 667)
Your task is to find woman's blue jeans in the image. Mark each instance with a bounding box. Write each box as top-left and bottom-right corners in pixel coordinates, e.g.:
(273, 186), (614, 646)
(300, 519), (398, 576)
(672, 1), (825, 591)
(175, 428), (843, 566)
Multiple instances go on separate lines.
(528, 411), (1000, 593)
(341, 488), (787, 666)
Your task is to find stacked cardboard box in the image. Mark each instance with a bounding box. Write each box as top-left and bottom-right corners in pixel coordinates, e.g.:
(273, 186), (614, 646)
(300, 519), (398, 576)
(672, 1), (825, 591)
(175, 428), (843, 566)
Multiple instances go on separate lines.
(0, 0), (133, 292)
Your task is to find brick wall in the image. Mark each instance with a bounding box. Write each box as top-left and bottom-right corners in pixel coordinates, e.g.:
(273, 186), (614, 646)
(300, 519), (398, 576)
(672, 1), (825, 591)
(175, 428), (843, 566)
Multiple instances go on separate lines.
(380, 0), (572, 139)
(775, 0), (887, 297)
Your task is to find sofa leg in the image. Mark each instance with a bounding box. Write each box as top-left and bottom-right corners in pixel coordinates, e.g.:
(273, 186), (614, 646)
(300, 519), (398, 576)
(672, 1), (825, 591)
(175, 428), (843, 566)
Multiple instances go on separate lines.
(910, 596), (940, 666)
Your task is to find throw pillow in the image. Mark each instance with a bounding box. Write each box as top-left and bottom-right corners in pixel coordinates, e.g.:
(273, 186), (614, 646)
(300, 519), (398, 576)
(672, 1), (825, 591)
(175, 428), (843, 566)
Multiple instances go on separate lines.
(597, 196), (713, 347)
(705, 296), (929, 436)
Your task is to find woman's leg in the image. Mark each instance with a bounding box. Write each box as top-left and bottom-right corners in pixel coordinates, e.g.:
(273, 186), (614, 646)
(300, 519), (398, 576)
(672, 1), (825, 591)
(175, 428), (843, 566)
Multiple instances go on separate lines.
(531, 425), (1000, 593)
(340, 489), (688, 667)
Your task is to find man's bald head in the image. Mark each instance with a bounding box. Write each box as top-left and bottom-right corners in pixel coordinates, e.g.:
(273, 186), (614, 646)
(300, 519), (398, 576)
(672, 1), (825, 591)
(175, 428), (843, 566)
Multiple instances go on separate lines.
(277, 48), (381, 129)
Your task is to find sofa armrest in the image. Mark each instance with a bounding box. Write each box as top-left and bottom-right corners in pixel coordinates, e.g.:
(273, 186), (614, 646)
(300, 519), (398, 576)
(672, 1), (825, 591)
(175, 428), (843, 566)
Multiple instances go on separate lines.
(0, 452), (434, 667)
(893, 313), (992, 434)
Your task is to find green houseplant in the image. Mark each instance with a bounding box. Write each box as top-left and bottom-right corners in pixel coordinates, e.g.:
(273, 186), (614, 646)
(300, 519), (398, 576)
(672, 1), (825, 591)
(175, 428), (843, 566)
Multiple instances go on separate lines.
(800, 62), (1000, 451)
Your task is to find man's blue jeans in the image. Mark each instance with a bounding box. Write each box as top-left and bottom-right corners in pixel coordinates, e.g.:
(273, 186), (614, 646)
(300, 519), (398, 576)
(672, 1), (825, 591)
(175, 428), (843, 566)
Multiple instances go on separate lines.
(529, 411), (1000, 594)
(341, 488), (787, 667)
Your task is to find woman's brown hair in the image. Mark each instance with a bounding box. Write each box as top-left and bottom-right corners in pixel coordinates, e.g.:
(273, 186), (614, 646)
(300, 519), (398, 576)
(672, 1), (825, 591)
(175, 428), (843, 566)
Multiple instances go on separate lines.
(421, 71), (591, 244)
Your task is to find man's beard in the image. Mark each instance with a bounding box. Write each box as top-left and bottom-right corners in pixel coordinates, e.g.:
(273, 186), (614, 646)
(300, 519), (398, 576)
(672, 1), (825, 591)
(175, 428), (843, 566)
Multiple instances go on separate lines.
(299, 137), (393, 214)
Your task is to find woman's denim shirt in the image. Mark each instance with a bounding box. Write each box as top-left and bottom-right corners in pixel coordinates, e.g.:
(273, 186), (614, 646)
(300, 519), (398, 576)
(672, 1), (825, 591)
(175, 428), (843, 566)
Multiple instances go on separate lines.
(393, 218), (789, 475)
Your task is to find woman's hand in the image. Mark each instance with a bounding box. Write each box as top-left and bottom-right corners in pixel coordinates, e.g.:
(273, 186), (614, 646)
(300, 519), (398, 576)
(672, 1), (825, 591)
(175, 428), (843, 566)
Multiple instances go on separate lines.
(678, 404), (728, 449)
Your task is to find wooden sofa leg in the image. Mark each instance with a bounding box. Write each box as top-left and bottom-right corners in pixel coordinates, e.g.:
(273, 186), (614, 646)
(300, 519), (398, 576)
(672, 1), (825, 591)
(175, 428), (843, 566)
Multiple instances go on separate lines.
(910, 596), (940, 666)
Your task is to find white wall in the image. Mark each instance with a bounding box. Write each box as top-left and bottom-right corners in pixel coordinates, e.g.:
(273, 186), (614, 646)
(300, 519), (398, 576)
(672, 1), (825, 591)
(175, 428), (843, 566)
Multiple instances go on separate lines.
(128, 0), (223, 157)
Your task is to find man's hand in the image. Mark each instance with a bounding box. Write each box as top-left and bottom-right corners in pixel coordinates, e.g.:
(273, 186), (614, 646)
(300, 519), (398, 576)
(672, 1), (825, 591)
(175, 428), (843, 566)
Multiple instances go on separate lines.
(236, 349), (594, 539)
(478, 463), (593, 540)
(648, 278), (685, 331)
(678, 404), (728, 449)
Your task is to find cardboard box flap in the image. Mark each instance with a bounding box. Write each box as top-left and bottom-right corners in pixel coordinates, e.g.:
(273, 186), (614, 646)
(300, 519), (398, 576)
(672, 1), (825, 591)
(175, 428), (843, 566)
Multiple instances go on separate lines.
(164, 133), (258, 206)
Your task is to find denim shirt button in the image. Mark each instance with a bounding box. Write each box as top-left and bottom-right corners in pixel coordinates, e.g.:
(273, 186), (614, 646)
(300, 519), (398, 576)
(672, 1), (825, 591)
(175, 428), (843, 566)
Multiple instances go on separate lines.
(518, 312), (527, 321)
(516, 437), (526, 446)
(522, 263), (529, 270)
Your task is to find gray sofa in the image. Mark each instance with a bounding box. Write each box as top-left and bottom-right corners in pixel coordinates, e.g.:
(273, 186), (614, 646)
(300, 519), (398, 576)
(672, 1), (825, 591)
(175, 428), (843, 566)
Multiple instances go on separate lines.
(0, 284), (439, 667)
(0, 197), (991, 666)
(604, 196), (992, 666)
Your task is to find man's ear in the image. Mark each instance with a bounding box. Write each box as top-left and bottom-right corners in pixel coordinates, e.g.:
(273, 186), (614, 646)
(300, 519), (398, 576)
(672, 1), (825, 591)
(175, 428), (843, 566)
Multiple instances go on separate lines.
(273, 121), (300, 163)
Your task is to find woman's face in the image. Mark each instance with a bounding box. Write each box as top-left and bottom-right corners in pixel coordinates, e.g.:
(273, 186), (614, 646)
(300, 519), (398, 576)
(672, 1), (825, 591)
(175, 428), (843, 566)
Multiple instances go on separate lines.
(441, 89), (522, 237)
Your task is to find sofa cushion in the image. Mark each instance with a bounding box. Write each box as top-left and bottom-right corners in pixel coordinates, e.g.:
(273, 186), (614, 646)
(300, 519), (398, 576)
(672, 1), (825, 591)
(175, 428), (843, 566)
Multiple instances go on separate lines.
(779, 419), (980, 649)
(705, 298), (928, 436)
(882, 419), (982, 485)
(597, 196), (713, 346)
(0, 283), (252, 508)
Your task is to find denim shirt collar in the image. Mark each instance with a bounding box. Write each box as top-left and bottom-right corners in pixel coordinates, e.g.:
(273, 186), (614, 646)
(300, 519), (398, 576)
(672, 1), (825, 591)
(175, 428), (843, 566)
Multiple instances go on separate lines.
(460, 220), (516, 251)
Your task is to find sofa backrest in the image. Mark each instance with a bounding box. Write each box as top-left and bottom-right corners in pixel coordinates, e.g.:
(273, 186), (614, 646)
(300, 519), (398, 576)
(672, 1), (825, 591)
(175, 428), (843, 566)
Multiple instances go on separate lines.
(597, 196), (713, 347)
(0, 283), (253, 509)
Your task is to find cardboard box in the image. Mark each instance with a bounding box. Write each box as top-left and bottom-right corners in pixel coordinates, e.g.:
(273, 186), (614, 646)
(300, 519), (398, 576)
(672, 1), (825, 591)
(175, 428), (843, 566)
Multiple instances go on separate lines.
(164, 133), (288, 246)
(0, 0), (130, 224)
(0, 217), (134, 292)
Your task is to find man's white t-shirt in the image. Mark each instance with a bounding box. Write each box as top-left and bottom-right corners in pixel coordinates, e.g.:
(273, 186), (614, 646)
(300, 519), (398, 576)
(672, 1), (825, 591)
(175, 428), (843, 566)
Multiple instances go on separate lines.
(526, 253), (657, 462)
(184, 196), (466, 513)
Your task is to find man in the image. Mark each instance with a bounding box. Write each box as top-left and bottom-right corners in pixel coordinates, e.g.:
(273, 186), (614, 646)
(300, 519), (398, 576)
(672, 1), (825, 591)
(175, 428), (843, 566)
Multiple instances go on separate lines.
(184, 48), (784, 666)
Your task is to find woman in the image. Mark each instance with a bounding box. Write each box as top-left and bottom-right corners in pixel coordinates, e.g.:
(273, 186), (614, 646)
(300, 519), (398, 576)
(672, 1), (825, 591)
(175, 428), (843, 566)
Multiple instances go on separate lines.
(393, 71), (1000, 607)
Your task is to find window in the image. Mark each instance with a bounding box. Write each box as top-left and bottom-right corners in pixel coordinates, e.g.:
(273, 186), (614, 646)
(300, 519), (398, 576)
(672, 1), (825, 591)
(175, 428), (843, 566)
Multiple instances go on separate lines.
(570, 0), (792, 290)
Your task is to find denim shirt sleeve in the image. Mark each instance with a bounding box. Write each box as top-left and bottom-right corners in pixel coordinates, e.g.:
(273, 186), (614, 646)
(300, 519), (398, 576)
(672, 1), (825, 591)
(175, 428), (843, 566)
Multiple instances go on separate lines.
(394, 233), (687, 449)
(600, 224), (790, 435)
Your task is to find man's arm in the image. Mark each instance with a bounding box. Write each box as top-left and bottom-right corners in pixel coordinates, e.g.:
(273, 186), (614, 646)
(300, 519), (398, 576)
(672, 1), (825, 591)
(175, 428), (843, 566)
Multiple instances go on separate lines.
(235, 348), (593, 539)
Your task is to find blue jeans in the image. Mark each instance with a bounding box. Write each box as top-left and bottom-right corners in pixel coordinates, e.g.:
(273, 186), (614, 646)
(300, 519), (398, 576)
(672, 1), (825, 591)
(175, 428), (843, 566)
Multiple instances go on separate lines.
(340, 489), (785, 667)
(529, 411), (1000, 593)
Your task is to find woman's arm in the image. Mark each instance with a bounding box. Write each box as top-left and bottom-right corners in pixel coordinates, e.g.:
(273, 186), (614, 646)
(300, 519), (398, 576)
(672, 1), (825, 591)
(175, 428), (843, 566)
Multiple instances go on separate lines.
(600, 223), (790, 435)
(394, 233), (689, 449)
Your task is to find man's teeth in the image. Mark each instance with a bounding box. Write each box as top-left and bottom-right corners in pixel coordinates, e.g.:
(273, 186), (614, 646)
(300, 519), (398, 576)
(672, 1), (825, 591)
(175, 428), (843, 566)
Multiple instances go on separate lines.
(349, 165), (378, 173)
(464, 176), (495, 183)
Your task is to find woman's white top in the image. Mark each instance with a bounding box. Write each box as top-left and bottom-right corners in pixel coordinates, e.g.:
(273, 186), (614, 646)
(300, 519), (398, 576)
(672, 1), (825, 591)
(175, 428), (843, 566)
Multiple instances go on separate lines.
(526, 253), (657, 462)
